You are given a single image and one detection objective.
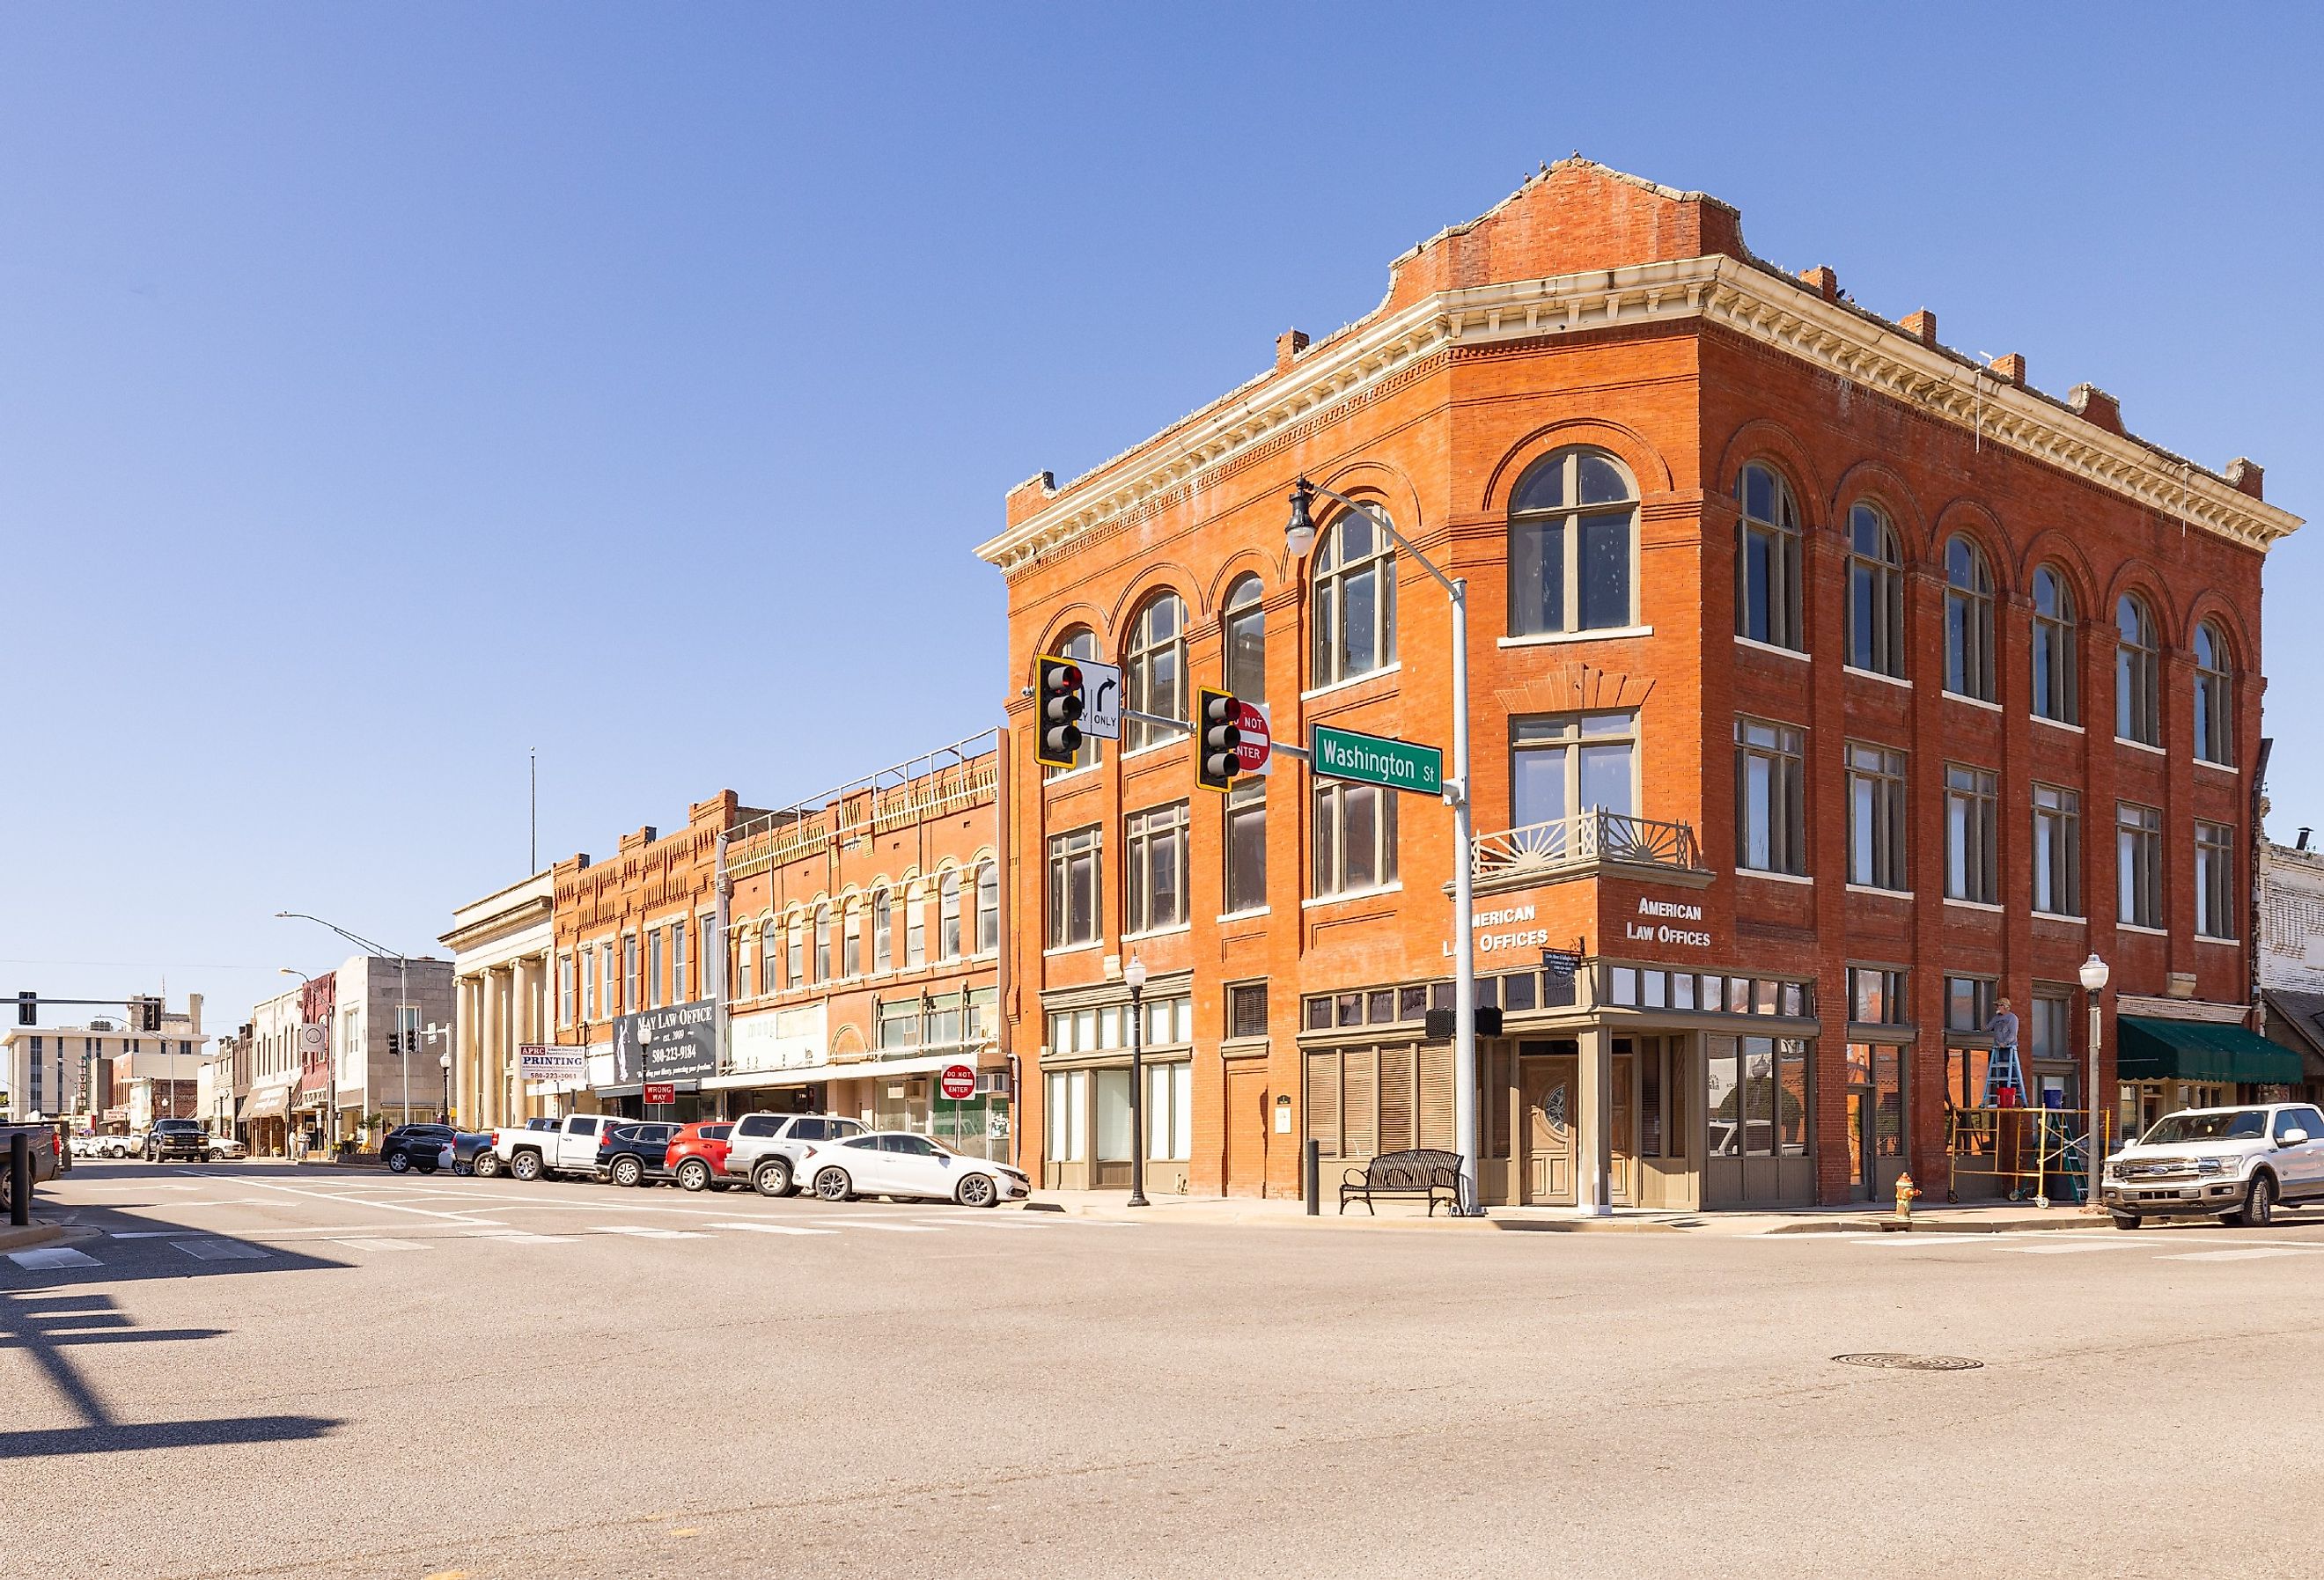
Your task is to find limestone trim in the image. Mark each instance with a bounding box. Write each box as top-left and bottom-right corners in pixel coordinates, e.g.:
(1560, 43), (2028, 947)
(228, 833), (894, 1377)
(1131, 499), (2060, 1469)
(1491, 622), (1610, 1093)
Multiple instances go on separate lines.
(976, 255), (2298, 577)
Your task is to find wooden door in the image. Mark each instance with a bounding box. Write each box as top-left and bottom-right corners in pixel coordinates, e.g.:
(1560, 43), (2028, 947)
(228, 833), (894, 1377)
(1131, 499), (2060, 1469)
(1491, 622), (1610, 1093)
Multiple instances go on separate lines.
(1225, 1062), (1269, 1197)
(1610, 1047), (1636, 1205)
(1522, 1055), (1577, 1205)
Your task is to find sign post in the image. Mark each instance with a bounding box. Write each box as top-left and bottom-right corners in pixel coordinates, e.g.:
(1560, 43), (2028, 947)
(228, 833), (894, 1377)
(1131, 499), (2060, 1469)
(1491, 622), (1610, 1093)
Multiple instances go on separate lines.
(1310, 723), (1445, 796)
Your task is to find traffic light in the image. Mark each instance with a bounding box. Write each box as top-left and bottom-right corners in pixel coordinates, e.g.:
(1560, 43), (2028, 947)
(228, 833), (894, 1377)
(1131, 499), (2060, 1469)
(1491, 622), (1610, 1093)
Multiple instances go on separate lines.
(1034, 655), (1086, 769)
(16, 992), (34, 1026)
(140, 997), (161, 1033)
(1195, 687), (1243, 793)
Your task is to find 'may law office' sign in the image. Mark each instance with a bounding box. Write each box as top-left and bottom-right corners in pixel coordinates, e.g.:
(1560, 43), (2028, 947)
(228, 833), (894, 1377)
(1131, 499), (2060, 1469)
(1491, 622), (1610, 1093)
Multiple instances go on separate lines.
(613, 999), (718, 1084)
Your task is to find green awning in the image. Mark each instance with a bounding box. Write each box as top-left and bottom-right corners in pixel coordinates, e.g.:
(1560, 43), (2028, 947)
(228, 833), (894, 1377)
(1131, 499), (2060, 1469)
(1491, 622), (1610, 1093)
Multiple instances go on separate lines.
(2117, 1016), (2305, 1085)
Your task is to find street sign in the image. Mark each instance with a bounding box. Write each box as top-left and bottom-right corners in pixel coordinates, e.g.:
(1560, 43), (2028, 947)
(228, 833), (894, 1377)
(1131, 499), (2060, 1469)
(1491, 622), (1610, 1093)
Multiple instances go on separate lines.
(1311, 723), (1444, 796)
(1078, 659), (1123, 740)
(642, 1082), (676, 1106)
(938, 1063), (977, 1101)
(1233, 701), (1271, 774)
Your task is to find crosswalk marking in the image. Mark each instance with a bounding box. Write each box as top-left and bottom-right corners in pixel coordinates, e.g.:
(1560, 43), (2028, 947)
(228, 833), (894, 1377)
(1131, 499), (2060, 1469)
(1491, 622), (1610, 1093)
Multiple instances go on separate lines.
(703, 1221), (840, 1237)
(335, 1238), (429, 1253)
(824, 1222), (945, 1233)
(109, 1231), (182, 1238)
(7, 1246), (100, 1269)
(460, 1230), (577, 1244)
(173, 1239), (268, 1261)
(590, 1226), (712, 1239)
(2160, 1247), (2320, 1262)
(2011, 1242), (2133, 1254)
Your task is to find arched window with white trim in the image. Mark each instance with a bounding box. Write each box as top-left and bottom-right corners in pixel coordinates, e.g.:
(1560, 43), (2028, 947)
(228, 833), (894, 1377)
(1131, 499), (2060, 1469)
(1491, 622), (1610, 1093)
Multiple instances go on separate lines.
(1125, 593), (1188, 750)
(1847, 503), (1905, 677)
(1312, 508), (1396, 686)
(2031, 566), (2078, 724)
(1944, 535), (1995, 701)
(2195, 620), (2232, 764)
(2116, 594), (2159, 745)
(1508, 447), (1637, 636)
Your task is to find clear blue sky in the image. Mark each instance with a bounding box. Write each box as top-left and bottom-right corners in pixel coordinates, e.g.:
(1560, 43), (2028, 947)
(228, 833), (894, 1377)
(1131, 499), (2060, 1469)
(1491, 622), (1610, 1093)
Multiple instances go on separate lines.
(3, 3), (2318, 1031)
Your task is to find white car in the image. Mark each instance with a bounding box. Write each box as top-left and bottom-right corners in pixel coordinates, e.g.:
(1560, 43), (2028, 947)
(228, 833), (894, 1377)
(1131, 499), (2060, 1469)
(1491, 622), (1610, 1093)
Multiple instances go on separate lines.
(796, 1131), (1030, 1209)
(2102, 1102), (2324, 1229)
(207, 1135), (248, 1160)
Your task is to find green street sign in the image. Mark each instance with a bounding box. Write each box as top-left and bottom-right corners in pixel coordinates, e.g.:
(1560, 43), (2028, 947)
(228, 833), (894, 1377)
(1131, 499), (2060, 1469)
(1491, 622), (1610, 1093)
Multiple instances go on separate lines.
(1310, 724), (1444, 796)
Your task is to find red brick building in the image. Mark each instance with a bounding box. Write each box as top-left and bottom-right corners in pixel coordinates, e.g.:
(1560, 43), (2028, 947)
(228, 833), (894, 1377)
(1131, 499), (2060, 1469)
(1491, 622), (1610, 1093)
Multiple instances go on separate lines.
(979, 159), (2300, 1209)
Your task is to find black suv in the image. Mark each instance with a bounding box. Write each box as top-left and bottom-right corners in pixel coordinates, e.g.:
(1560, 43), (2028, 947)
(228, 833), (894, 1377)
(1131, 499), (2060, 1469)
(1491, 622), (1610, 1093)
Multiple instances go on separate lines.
(145, 1119), (211, 1163)
(598, 1122), (682, 1187)
(379, 1124), (455, 1173)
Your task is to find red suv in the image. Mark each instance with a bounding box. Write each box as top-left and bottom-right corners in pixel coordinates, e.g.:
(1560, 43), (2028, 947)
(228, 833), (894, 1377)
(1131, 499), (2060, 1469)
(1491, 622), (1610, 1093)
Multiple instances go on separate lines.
(665, 1122), (733, 1192)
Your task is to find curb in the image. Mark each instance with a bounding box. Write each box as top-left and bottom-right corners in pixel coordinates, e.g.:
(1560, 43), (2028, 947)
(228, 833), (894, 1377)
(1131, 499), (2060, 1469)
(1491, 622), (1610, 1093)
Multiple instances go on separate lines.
(0, 1222), (65, 1253)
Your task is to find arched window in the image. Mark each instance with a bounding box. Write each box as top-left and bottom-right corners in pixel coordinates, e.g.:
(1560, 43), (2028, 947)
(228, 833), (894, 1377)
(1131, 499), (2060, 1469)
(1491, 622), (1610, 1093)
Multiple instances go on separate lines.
(842, 896), (864, 977)
(1125, 593), (1187, 750)
(1943, 535), (1995, 701)
(1312, 507), (1396, 686)
(1223, 574), (1266, 702)
(2031, 566), (2078, 724)
(1847, 503), (1905, 678)
(735, 924), (756, 1000)
(813, 903), (832, 983)
(1046, 627), (1100, 774)
(905, 882), (927, 967)
(1508, 447), (1637, 636)
(871, 888), (893, 973)
(786, 911), (804, 989)
(938, 869), (963, 960)
(2116, 594), (2159, 746)
(975, 860), (999, 953)
(2195, 620), (2232, 764)
(1735, 462), (1803, 650)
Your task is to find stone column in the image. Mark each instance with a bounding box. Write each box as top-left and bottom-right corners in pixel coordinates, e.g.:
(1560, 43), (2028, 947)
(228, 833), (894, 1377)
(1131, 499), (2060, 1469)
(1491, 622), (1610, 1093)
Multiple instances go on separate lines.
(453, 974), (477, 1128)
(1576, 1025), (1613, 1216)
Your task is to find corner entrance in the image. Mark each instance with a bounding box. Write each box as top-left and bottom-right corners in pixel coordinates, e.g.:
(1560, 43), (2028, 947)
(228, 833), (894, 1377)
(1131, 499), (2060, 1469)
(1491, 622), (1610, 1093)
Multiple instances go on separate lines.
(1519, 1044), (1578, 1205)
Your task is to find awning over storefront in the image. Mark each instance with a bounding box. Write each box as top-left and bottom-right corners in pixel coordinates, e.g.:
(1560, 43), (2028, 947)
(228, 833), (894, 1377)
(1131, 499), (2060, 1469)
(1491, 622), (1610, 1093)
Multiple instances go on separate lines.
(243, 1084), (291, 1121)
(2117, 1016), (2305, 1085)
(822, 1050), (997, 1083)
(702, 1067), (830, 1092)
(592, 1079), (702, 1099)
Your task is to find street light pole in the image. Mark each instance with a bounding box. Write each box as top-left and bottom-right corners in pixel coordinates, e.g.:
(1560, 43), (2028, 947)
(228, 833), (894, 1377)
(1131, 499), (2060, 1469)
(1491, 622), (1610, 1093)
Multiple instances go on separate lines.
(438, 1050), (452, 1124)
(1289, 479), (1478, 1215)
(2080, 952), (2110, 1215)
(1124, 956), (1149, 1208)
(275, 911), (413, 1146)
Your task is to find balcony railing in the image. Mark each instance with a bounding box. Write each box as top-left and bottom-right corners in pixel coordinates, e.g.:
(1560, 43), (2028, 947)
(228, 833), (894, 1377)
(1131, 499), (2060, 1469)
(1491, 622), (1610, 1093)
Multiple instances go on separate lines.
(1471, 810), (1705, 887)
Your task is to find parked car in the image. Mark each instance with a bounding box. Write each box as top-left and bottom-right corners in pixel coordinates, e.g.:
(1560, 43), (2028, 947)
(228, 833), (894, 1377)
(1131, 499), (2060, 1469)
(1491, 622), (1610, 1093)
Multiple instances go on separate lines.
(597, 1121), (683, 1187)
(469, 1116), (555, 1178)
(2102, 1102), (2324, 1228)
(723, 1112), (870, 1197)
(207, 1135), (248, 1160)
(379, 1123), (456, 1174)
(69, 1134), (104, 1160)
(797, 1131), (1029, 1208)
(145, 1118), (211, 1163)
(97, 1132), (139, 1158)
(664, 1122), (734, 1192)
(493, 1113), (624, 1182)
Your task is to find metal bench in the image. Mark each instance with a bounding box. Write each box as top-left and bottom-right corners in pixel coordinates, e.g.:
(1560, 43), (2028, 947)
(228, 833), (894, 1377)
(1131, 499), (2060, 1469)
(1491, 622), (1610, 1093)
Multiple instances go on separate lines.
(1339, 1148), (1467, 1216)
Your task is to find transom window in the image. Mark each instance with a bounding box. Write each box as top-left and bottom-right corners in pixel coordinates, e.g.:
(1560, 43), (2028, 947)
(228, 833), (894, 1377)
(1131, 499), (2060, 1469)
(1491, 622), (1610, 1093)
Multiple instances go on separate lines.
(1735, 463), (1803, 650)
(1125, 593), (1187, 750)
(1508, 447), (1636, 636)
(2031, 566), (2078, 724)
(2116, 594), (2159, 745)
(1312, 508), (1396, 687)
(1944, 535), (1995, 701)
(2195, 621), (2232, 765)
(1847, 503), (1905, 677)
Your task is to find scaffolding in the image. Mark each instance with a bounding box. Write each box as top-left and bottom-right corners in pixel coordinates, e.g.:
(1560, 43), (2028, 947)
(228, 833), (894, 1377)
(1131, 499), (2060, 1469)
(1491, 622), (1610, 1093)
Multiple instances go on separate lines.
(1944, 1104), (2112, 1205)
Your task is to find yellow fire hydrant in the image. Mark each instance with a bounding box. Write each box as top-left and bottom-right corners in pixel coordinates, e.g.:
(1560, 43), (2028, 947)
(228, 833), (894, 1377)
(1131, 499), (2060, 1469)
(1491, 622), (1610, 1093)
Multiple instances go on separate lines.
(1894, 1171), (1922, 1224)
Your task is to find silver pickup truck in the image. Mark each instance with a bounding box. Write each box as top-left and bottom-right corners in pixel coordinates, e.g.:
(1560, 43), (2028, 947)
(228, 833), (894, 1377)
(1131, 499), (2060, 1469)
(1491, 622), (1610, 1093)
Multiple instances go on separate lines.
(2102, 1102), (2324, 1229)
(487, 1113), (624, 1182)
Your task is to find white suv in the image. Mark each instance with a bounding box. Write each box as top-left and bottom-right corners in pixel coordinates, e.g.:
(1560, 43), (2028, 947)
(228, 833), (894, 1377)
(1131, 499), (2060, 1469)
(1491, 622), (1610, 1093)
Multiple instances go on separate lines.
(724, 1113), (869, 1197)
(2102, 1103), (2324, 1229)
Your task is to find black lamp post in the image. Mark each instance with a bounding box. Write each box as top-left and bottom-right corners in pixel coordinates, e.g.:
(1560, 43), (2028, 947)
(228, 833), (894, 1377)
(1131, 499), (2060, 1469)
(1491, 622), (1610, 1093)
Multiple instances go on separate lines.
(1125, 955), (1149, 1208)
(438, 1052), (452, 1124)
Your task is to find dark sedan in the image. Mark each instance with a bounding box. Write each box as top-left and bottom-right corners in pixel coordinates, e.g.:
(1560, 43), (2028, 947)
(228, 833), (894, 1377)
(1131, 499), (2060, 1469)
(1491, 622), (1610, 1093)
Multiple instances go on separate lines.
(598, 1121), (683, 1187)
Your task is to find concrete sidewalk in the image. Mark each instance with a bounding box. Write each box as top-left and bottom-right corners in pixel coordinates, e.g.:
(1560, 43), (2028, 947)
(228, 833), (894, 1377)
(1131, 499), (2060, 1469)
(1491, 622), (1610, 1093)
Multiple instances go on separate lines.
(1022, 1189), (2125, 1235)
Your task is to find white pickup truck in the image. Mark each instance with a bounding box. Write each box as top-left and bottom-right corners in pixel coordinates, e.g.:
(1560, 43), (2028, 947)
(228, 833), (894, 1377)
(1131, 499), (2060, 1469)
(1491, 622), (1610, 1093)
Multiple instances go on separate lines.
(487, 1113), (622, 1182)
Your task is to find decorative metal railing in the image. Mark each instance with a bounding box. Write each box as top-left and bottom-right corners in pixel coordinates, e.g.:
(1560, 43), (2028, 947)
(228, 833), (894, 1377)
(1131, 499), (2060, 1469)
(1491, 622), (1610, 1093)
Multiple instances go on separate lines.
(1470, 810), (1704, 885)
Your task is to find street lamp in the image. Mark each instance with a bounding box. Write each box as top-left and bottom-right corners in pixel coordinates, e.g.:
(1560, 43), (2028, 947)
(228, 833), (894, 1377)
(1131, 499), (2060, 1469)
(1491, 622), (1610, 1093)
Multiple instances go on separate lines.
(1287, 478), (1481, 1215)
(1124, 955), (1149, 1209)
(276, 911), (413, 1132)
(2079, 952), (2110, 1214)
(438, 1050), (452, 1124)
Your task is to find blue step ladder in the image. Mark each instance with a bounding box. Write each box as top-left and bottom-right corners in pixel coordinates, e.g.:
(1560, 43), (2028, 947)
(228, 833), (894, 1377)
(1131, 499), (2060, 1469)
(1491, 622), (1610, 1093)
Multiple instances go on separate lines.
(1981, 1045), (2026, 1106)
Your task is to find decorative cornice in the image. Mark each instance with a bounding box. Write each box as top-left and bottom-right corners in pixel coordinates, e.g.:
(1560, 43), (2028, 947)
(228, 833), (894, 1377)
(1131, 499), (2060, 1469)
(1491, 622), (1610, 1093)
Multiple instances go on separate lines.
(979, 255), (2299, 577)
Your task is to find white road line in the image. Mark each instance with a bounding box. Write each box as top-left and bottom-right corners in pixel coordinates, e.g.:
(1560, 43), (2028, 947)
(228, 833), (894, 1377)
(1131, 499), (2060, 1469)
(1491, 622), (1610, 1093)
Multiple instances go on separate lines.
(702, 1221), (839, 1237)
(908, 1216), (1051, 1230)
(171, 1239), (268, 1261)
(589, 1226), (712, 1239)
(335, 1238), (429, 1253)
(229, 1176), (507, 1227)
(460, 1231), (577, 1244)
(108, 1231), (182, 1238)
(2160, 1247), (2322, 1262)
(2011, 1243), (2136, 1254)
(7, 1246), (100, 1269)
(826, 1222), (945, 1233)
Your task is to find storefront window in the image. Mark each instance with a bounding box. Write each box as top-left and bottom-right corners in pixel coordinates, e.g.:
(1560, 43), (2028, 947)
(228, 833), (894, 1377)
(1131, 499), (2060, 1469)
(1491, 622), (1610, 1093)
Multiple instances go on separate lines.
(1094, 1069), (1133, 1162)
(1148, 1062), (1193, 1160)
(1045, 1069), (1085, 1162)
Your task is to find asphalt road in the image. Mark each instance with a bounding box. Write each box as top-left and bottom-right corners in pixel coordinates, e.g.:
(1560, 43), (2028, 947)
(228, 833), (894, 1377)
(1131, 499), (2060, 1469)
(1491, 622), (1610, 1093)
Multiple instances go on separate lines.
(12, 1159), (2324, 1579)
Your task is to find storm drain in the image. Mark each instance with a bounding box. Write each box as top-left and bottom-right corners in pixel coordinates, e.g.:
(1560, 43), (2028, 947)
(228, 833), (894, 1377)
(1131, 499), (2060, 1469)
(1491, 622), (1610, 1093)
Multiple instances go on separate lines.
(1833, 1352), (1983, 1371)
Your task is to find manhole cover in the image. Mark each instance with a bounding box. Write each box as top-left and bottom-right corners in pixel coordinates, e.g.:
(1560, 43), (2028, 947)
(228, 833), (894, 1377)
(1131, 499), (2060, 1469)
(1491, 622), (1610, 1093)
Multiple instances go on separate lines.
(1834, 1352), (1983, 1371)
